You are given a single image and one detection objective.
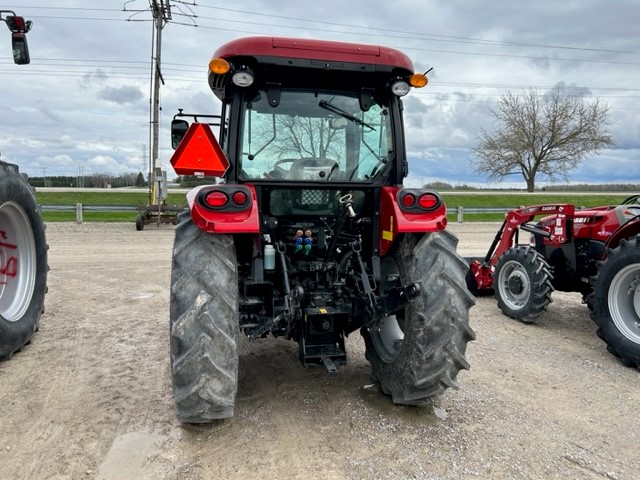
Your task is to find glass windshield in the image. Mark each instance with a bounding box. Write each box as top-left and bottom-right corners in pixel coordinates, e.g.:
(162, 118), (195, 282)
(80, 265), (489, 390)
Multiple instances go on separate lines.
(239, 90), (393, 182)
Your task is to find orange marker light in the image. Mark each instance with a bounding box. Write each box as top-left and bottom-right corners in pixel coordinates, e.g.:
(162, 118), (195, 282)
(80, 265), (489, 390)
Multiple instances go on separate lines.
(409, 73), (428, 88)
(209, 57), (231, 75)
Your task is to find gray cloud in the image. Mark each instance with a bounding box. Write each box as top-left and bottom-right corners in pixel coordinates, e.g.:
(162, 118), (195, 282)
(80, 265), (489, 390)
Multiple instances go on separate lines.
(97, 85), (144, 105)
(37, 107), (63, 123)
(81, 68), (109, 89)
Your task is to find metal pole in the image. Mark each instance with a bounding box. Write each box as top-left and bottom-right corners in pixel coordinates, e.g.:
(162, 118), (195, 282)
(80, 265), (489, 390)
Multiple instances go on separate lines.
(75, 203), (83, 224)
(150, 3), (162, 206)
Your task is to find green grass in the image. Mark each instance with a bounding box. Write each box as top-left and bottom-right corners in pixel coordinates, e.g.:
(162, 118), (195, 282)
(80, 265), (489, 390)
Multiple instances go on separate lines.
(36, 191), (187, 207)
(42, 211), (139, 222)
(441, 193), (630, 209)
(36, 191), (187, 222)
(441, 193), (632, 222)
(35, 190), (634, 223)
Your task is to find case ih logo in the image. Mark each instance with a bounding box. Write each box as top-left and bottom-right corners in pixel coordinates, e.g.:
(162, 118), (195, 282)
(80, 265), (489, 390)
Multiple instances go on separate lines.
(0, 231), (18, 284)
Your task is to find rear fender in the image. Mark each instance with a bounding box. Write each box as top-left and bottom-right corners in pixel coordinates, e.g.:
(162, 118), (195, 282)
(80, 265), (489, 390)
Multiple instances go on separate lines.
(186, 184), (260, 234)
(606, 218), (640, 252)
(378, 186), (447, 256)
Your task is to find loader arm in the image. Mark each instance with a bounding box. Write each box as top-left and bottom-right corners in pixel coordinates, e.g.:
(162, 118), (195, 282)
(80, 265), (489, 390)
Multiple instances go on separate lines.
(468, 204), (575, 293)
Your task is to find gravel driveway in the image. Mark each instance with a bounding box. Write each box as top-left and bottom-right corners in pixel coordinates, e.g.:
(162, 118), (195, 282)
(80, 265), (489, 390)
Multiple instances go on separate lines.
(0, 222), (638, 480)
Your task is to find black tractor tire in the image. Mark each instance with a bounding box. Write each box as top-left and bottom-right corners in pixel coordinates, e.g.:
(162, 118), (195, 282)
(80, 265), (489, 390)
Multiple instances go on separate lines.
(465, 268), (479, 296)
(494, 246), (553, 323)
(592, 235), (640, 368)
(362, 231), (476, 405)
(135, 213), (144, 231)
(0, 161), (47, 360)
(170, 212), (240, 422)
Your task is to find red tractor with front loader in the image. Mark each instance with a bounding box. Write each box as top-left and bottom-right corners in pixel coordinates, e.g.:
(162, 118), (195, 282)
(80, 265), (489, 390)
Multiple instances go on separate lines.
(168, 36), (475, 423)
(0, 11), (48, 360)
(467, 197), (640, 367)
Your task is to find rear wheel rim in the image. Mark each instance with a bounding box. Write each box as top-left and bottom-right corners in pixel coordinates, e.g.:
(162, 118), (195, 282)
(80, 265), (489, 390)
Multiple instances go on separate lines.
(498, 260), (531, 311)
(370, 315), (404, 363)
(608, 263), (640, 344)
(369, 257), (404, 363)
(0, 201), (36, 322)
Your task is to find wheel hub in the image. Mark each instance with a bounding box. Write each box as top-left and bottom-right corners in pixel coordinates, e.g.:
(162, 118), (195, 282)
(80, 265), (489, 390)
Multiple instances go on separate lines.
(508, 275), (524, 295)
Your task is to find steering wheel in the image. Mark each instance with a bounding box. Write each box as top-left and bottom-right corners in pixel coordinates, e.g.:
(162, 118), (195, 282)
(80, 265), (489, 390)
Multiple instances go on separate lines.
(271, 158), (297, 179)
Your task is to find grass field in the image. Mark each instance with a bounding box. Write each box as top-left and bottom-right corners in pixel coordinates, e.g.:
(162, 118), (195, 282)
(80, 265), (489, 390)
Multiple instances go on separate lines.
(37, 191), (186, 222)
(35, 190), (634, 223)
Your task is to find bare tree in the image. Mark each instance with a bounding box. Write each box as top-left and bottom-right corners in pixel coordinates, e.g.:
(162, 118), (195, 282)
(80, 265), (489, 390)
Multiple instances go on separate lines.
(274, 116), (343, 159)
(473, 83), (614, 192)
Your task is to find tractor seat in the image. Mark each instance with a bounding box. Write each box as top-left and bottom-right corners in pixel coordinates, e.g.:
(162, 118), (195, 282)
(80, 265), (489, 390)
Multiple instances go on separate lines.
(615, 204), (640, 223)
(289, 157), (339, 181)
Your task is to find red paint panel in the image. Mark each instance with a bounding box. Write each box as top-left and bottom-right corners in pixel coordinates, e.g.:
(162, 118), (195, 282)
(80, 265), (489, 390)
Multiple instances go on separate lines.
(378, 186), (448, 256)
(213, 36), (414, 72)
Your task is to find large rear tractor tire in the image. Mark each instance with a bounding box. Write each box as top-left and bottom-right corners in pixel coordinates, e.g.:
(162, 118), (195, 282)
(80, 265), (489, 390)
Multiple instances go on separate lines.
(362, 232), (476, 405)
(0, 161), (47, 360)
(170, 212), (239, 423)
(494, 246), (553, 323)
(593, 235), (640, 368)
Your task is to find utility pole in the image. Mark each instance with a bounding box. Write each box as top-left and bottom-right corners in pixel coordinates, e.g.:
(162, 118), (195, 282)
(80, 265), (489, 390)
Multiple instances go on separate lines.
(141, 143), (146, 187)
(149, 0), (171, 205)
(124, 0), (195, 229)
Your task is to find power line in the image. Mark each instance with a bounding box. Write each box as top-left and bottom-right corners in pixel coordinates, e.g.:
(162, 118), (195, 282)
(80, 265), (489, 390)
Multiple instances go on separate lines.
(191, 4), (640, 56)
(18, 11), (640, 67)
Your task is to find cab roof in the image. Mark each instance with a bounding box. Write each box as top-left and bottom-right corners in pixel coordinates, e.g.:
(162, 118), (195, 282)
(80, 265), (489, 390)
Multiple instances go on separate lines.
(213, 36), (415, 73)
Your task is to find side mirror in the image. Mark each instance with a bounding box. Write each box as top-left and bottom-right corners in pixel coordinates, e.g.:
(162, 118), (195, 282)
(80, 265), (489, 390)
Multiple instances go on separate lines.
(171, 119), (189, 149)
(11, 32), (29, 64)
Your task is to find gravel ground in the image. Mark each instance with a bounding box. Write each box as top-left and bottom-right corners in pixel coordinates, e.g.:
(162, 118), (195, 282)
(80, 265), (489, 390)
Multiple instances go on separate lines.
(0, 222), (638, 480)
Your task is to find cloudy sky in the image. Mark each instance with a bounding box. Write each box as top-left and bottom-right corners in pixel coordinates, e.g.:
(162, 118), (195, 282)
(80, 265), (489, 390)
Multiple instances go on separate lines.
(1, 1), (639, 188)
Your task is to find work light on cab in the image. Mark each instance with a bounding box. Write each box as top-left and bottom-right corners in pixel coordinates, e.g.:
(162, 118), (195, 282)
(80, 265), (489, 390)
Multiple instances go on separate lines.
(231, 66), (254, 87)
(390, 80), (410, 96)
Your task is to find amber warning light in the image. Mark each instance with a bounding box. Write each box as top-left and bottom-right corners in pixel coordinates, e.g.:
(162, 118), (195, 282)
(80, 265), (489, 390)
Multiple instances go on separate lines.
(169, 123), (230, 177)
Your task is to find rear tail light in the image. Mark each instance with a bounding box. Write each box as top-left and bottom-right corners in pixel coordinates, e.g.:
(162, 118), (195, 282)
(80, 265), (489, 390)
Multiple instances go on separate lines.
(205, 191), (228, 208)
(397, 189), (442, 213)
(418, 193), (439, 210)
(401, 193), (416, 208)
(198, 185), (253, 212)
(232, 191), (248, 206)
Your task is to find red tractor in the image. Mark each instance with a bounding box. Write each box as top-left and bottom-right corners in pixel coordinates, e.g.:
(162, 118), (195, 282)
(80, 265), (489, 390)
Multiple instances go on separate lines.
(0, 12), (47, 360)
(168, 36), (475, 423)
(468, 197), (640, 367)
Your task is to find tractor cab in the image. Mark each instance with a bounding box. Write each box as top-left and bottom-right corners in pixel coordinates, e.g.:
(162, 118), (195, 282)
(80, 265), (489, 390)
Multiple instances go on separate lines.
(171, 36), (426, 185)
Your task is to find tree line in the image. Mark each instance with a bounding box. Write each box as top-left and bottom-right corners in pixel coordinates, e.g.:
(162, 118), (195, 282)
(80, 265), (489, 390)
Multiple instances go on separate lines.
(28, 172), (146, 188)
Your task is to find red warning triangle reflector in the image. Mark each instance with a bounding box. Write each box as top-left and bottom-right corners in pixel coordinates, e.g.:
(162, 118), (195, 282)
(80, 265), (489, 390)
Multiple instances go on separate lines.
(170, 123), (229, 177)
